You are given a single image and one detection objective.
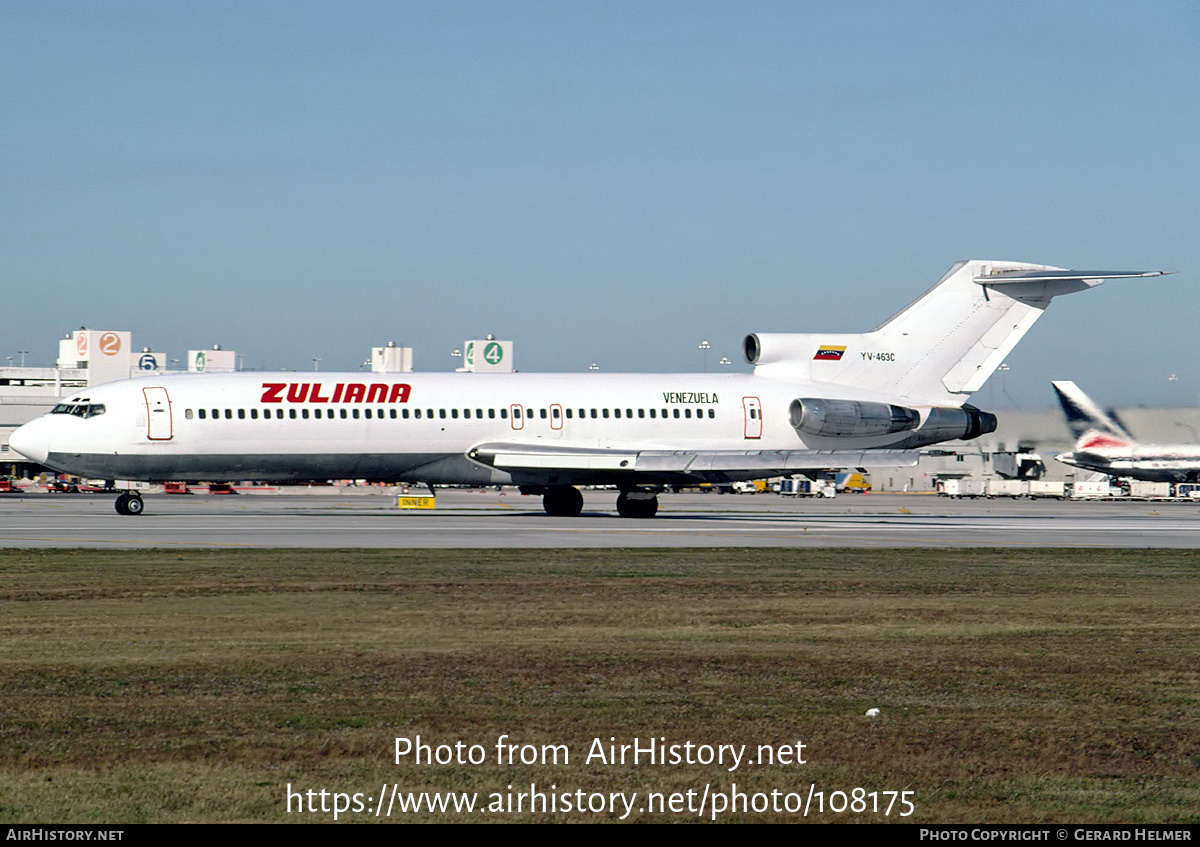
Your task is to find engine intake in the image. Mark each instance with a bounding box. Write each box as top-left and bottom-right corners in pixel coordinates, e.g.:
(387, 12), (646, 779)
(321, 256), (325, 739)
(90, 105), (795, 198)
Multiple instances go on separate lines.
(744, 333), (815, 366)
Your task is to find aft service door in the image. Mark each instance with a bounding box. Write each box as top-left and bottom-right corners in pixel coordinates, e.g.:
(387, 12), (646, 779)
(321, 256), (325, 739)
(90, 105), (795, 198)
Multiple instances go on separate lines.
(143, 386), (173, 440)
(742, 396), (762, 439)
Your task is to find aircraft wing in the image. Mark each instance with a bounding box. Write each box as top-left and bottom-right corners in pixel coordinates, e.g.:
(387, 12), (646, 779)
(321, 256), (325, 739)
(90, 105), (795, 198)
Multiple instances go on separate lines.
(468, 442), (918, 478)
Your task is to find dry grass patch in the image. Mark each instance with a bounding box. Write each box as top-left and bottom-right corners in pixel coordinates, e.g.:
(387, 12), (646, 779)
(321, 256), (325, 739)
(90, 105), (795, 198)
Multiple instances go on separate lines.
(0, 548), (1196, 822)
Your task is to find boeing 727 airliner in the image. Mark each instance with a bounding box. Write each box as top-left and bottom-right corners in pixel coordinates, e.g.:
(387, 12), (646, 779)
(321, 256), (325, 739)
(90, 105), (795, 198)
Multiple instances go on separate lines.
(11, 260), (1167, 517)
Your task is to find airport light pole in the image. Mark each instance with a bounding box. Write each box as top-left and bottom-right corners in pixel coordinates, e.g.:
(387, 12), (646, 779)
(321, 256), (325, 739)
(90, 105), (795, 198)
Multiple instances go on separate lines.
(698, 339), (711, 371)
(18, 350), (27, 367)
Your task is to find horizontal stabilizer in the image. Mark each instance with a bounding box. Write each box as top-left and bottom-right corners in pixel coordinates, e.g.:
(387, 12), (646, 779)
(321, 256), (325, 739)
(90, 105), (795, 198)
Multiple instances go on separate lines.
(974, 269), (1171, 285)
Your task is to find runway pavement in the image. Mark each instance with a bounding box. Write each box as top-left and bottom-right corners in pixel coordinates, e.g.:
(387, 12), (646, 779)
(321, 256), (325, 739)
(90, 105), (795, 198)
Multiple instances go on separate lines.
(2, 488), (1199, 548)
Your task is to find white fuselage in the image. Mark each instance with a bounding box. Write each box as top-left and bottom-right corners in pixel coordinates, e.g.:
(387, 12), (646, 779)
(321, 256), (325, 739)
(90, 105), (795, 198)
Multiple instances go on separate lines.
(1056, 442), (1200, 484)
(15, 259), (1157, 493)
(12, 369), (958, 486)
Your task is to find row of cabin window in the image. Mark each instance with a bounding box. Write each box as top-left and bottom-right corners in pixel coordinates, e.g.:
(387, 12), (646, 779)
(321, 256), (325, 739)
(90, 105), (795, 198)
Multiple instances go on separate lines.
(564, 407), (717, 420)
(183, 407), (719, 421)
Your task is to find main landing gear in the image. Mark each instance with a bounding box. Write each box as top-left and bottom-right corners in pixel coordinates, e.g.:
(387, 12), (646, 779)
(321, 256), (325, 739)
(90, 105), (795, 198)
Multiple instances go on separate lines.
(616, 489), (658, 519)
(115, 492), (145, 516)
(542, 485), (584, 517)
(537, 486), (659, 518)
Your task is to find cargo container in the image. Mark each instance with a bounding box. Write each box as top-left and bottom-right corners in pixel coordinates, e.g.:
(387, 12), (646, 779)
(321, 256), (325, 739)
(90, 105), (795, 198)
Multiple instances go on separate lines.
(986, 479), (1029, 498)
(1128, 481), (1172, 500)
(940, 478), (986, 498)
(1072, 480), (1122, 498)
(1027, 480), (1066, 499)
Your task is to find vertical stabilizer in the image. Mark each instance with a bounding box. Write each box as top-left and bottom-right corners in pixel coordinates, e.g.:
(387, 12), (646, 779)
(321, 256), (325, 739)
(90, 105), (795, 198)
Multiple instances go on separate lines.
(1051, 380), (1134, 443)
(745, 261), (1168, 406)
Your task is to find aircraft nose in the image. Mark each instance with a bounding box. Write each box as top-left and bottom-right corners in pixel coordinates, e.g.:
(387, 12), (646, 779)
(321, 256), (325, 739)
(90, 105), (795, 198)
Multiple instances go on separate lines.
(10, 418), (50, 464)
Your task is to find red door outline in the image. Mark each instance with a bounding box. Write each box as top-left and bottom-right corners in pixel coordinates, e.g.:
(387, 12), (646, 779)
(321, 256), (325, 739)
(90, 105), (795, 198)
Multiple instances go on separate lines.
(143, 386), (174, 441)
(510, 404), (524, 430)
(742, 396), (762, 439)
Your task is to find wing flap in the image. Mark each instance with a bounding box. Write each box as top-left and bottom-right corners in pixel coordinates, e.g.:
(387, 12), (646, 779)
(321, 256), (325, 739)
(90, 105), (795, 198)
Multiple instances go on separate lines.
(635, 449), (919, 472)
(469, 443), (918, 475)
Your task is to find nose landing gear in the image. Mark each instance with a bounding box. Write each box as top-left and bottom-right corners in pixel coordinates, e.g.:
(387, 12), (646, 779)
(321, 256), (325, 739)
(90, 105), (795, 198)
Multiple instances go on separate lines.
(115, 492), (145, 516)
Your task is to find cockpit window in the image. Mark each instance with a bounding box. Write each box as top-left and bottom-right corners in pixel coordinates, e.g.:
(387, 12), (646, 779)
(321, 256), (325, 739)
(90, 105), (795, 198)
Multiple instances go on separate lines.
(50, 403), (105, 418)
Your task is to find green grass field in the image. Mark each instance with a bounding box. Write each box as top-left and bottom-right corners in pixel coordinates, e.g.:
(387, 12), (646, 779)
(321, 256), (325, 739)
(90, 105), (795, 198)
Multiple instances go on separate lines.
(0, 548), (1196, 823)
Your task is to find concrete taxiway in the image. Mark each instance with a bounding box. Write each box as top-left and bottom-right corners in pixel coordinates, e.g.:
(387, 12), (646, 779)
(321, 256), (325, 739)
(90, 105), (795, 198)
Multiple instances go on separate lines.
(1, 488), (1198, 548)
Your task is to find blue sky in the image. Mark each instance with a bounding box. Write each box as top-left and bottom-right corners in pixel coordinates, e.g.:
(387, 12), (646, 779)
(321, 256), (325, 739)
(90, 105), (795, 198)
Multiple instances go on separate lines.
(4, 1), (1198, 408)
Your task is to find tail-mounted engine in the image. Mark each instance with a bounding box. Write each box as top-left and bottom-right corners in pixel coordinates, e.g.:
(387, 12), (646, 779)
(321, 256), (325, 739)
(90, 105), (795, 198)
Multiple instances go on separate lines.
(789, 399), (919, 438)
(913, 404), (998, 443)
(743, 333), (812, 367)
(788, 398), (997, 445)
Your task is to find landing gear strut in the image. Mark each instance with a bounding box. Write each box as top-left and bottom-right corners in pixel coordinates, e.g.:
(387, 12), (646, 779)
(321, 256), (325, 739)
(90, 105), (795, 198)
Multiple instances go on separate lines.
(542, 486), (584, 517)
(115, 492), (145, 516)
(616, 489), (658, 519)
